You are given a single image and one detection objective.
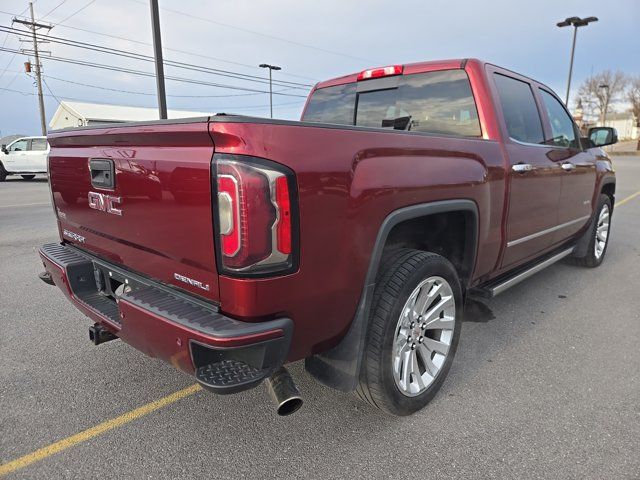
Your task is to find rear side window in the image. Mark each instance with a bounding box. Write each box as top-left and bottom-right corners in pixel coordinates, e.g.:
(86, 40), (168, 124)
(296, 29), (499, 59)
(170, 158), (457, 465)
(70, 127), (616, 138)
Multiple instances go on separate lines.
(302, 83), (356, 125)
(539, 89), (578, 148)
(398, 70), (480, 136)
(30, 138), (48, 151)
(303, 70), (481, 137)
(493, 74), (544, 144)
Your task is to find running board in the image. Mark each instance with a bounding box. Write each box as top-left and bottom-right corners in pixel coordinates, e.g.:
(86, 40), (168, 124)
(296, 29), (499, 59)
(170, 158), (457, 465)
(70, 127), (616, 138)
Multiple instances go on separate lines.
(472, 247), (574, 298)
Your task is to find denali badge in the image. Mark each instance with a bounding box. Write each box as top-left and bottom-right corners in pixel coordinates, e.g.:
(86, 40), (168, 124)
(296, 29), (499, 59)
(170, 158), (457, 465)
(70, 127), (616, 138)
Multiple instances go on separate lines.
(63, 229), (85, 243)
(88, 191), (122, 216)
(173, 273), (210, 291)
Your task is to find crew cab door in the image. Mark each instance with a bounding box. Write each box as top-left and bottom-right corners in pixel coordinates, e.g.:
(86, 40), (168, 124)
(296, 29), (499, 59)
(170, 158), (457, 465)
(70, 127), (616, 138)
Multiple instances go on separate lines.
(25, 137), (49, 172)
(490, 70), (563, 269)
(536, 88), (596, 244)
(2, 138), (30, 172)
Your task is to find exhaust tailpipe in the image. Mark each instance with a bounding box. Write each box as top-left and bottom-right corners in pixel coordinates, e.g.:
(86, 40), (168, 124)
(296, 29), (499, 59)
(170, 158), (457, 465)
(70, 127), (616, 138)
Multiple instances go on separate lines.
(265, 367), (303, 416)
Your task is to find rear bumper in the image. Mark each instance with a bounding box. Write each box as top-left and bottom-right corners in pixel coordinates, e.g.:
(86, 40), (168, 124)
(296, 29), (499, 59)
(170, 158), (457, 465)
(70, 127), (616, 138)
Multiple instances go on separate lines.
(38, 243), (293, 394)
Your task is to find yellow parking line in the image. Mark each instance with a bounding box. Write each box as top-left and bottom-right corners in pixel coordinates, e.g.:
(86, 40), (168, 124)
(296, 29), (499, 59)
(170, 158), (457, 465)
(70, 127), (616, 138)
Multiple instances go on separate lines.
(1, 188), (639, 477)
(616, 190), (640, 207)
(0, 384), (202, 476)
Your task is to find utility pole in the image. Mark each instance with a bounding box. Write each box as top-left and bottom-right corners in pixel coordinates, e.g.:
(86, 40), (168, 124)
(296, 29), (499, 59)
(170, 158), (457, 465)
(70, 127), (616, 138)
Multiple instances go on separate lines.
(13, 3), (51, 135)
(149, 0), (167, 119)
(557, 16), (598, 106)
(259, 64), (281, 118)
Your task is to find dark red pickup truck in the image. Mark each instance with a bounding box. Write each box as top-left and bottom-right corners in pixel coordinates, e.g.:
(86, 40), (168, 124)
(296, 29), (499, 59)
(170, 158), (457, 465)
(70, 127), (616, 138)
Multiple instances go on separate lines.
(40, 59), (617, 416)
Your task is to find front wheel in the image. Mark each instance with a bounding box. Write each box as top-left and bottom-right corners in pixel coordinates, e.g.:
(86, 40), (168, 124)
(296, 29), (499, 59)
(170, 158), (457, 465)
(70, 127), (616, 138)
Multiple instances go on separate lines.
(570, 194), (612, 267)
(0, 163), (6, 182)
(356, 249), (463, 416)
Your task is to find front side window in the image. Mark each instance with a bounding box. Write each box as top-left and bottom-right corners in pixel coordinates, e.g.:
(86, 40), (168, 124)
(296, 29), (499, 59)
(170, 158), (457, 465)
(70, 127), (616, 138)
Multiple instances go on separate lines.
(303, 69), (481, 137)
(9, 139), (28, 152)
(539, 89), (578, 148)
(30, 138), (48, 151)
(493, 74), (544, 145)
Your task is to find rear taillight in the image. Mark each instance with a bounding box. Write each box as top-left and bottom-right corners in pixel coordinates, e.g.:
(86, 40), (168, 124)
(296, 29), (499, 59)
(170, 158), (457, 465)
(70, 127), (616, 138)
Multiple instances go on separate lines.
(214, 154), (297, 276)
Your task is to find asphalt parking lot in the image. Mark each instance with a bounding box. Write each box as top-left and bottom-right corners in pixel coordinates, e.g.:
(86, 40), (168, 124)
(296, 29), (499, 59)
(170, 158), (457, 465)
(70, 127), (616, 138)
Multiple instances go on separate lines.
(1, 157), (639, 479)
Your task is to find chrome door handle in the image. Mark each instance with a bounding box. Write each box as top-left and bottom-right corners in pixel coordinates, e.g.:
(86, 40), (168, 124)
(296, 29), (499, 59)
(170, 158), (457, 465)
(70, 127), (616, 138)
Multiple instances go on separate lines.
(512, 163), (533, 173)
(561, 162), (576, 171)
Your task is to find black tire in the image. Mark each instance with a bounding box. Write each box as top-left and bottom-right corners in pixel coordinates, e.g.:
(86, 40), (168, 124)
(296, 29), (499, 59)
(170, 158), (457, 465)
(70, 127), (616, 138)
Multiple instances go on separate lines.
(21, 174), (36, 180)
(0, 163), (6, 182)
(569, 194), (612, 268)
(356, 249), (463, 416)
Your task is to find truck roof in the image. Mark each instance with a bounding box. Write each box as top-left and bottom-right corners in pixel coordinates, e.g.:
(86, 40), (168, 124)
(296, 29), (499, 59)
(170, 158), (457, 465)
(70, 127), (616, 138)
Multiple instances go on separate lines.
(313, 58), (559, 105)
(315, 58), (473, 89)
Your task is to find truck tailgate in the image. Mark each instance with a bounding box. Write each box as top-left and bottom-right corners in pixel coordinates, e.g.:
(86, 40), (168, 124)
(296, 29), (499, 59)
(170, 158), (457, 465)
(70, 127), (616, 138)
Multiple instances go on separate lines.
(47, 119), (220, 302)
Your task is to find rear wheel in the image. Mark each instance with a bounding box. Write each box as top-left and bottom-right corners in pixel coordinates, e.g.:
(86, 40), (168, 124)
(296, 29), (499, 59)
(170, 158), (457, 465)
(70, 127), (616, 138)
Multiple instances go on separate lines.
(21, 174), (36, 180)
(356, 249), (463, 416)
(570, 194), (612, 267)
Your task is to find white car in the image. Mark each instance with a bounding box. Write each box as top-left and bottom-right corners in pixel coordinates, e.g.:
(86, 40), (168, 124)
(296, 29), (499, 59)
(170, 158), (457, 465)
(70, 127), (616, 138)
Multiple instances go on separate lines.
(0, 136), (50, 181)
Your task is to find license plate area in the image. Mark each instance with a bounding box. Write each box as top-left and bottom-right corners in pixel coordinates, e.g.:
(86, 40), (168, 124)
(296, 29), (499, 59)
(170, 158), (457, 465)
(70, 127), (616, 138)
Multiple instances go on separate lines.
(92, 262), (143, 303)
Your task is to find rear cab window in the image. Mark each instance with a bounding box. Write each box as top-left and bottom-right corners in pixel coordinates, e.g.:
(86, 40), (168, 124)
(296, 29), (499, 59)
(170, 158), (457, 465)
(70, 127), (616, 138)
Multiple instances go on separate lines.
(303, 69), (481, 137)
(302, 83), (356, 126)
(492, 73), (544, 145)
(30, 138), (48, 151)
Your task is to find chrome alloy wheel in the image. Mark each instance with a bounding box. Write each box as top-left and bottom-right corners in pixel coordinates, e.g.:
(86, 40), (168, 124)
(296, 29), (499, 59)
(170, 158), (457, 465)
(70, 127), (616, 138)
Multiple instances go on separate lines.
(594, 204), (610, 259)
(392, 276), (456, 397)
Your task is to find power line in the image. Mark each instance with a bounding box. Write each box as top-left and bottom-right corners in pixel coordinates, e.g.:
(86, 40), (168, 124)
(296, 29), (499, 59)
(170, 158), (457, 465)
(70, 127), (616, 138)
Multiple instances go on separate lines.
(125, 0), (374, 63)
(41, 75), (79, 119)
(43, 73), (298, 98)
(52, 0), (96, 26)
(0, 6), (28, 82)
(0, 7), (319, 83)
(1, 84), (305, 111)
(54, 23), (320, 82)
(38, 0), (68, 21)
(0, 46), (309, 97)
(1, 25), (314, 89)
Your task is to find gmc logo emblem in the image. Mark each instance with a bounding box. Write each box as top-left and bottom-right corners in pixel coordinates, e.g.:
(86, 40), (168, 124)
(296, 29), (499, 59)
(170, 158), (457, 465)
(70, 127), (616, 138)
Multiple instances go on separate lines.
(88, 191), (122, 216)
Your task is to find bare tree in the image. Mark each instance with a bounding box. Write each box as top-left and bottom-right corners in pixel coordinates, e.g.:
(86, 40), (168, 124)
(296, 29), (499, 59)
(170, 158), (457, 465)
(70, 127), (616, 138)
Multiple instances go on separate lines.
(627, 76), (640, 150)
(577, 70), (628, 124)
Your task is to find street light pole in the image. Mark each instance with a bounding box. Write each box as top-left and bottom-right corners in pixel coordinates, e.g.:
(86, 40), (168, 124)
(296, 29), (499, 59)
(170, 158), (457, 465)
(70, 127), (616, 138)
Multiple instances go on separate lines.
(259, 63), (281, 118)
(557, 16), (598, 106)
(150, 0), (167, 119)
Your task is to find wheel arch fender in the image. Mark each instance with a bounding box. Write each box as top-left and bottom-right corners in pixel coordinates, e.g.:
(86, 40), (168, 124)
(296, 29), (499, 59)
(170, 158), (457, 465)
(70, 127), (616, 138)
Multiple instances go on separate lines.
(304, 199), (479, 392)
(599, 176), (616, 209)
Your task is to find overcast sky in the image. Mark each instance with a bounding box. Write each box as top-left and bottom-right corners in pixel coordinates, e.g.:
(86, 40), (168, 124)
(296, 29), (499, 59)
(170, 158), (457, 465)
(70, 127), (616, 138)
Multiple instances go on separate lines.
(0, 0), (638, 136)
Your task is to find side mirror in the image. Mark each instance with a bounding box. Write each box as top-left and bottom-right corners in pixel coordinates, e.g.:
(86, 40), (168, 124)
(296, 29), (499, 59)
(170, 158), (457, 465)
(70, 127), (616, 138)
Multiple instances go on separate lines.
(587, 127), (618, 148)
(1, 145), (7, 154)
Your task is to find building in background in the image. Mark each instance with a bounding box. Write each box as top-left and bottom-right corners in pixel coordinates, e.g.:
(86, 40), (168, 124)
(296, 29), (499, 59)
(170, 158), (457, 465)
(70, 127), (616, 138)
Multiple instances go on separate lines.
(603, 111), (638, 140)
(49, 101), (213, 130)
